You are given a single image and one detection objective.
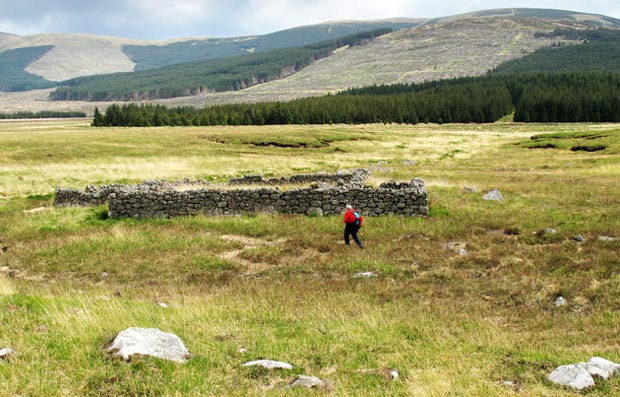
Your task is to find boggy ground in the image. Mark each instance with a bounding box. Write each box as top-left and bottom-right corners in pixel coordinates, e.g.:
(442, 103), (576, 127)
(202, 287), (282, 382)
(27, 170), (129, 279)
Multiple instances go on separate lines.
(0, 120), (619, 396)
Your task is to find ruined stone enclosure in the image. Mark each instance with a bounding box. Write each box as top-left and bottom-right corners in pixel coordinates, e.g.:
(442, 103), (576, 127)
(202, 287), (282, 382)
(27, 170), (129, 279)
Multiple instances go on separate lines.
(53, 169), (428, 219)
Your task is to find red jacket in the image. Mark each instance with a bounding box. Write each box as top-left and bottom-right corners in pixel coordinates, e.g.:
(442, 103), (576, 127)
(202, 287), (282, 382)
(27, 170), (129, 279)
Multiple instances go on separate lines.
(344, 208), (363, 225)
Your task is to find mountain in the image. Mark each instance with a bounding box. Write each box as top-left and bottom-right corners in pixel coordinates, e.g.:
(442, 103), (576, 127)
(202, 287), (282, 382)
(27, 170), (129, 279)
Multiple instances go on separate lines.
(0, 20), (424, 85)
(0, 8), (619, 114)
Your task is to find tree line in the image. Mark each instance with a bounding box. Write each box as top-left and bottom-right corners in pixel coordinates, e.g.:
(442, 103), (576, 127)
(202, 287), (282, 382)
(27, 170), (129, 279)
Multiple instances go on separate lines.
(92, 72), (620, 126)
(0, 110), (86, 119)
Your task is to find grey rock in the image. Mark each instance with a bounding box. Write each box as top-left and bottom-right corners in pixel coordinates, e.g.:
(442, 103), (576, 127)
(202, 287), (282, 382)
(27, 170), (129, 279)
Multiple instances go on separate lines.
(599, 236), (618, 242)
(463, 185), (478, 193)
(106, 327), (190, 363)
(306, 207), (323, 216)
(582, 357), (620, 379)
(572, 235), (586, 243)
(389, 369), (399, 380)
(548, 364), (595, 390)
(544, 228), (557, 235)
(0, 347), (13, 359)
(555, 296), (567, 307)
(403, 160), (416, 165)
(289, 375), (326, 388)
(352, 272), (378, 279)
(241, 359), (293, 370)
(482, 188), (504, 201)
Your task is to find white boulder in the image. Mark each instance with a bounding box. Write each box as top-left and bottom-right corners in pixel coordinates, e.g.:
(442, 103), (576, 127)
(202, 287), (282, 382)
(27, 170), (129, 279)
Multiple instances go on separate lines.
(0, 347), (13, 359)
(241, 359), (293, 370)
(352, 272), (378, 279)
(289, 375), (326, 388)
(482, 188), (504, 201)
(106, 327), (190, 363)
(548, 364), (595, 390)
(582, 357), (620, 379)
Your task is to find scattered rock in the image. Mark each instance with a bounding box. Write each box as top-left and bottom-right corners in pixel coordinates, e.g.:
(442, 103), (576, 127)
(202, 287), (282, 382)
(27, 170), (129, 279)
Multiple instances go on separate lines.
(289, 375), (326, 388)
(238, 347), (248, 354)
(352, 272), (378, 279)
(548, 364), (595, 390)
(598, 236), (618, 242)
(555, 296), (567, 307)
(463, 185), (479, 193)
(241, 359), (293, 370)
(106, 327), (190, 363)
(156, 302), (169, 308)
(389, 369), (399, 380)
(535, 228), (557, 237)
(100, 272), (108, 279)
(482, 188), (504, 201)
(444, 241), (467, 254)
(549, 357), (620, 390)
(403, 159), (416, 165)
(582, 357), (620, 379)
(0, 347), (13, 359)
(572, 235), (586, 243)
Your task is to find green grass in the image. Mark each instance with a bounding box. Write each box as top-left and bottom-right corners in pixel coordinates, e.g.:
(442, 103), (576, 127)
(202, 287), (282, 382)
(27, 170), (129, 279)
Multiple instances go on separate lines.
(1, 120), (620, 395)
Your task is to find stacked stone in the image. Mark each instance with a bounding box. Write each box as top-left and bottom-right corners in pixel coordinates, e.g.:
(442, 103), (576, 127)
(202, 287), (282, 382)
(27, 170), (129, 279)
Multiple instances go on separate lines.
(107, 178), (428, 219)
(229, 169), (369, 189)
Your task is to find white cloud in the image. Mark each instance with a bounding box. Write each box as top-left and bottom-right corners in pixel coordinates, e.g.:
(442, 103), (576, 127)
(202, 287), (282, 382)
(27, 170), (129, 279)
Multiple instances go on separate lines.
(0, 0), (619, 39)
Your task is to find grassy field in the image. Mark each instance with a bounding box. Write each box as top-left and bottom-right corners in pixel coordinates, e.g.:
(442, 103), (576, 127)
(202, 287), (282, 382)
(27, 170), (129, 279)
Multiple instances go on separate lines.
(1, 119), (619, 396)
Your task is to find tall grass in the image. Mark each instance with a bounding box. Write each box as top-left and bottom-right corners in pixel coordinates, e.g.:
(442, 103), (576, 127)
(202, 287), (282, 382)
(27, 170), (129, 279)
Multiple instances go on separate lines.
(0, 120), (619, 396)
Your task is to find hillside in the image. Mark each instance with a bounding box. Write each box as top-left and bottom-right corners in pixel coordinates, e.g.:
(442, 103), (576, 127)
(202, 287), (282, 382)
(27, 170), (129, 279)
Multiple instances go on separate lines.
(1, 8), (620, 113)
(124, 20), (425, 71)
(0, 20), (423, 85)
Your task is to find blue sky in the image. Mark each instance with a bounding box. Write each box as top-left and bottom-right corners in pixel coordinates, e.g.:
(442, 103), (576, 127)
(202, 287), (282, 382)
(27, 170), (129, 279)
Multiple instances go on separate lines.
(1, 0), (619, 40)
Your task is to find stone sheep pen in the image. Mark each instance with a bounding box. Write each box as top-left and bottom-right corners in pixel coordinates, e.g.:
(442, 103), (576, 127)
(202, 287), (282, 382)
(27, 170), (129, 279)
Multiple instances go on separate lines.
(54, 169), (428, 219)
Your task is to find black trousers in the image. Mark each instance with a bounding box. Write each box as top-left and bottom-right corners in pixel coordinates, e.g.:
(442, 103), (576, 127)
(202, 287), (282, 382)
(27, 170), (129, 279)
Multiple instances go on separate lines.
(344, 223), (363, 247)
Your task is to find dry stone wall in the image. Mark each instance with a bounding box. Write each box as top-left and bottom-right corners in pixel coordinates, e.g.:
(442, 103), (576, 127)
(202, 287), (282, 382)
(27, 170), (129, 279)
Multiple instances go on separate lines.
(54, 170), (428, 219)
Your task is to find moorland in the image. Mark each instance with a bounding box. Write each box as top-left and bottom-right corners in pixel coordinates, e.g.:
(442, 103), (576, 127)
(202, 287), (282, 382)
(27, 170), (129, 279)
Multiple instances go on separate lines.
(1, 119), (619, 396)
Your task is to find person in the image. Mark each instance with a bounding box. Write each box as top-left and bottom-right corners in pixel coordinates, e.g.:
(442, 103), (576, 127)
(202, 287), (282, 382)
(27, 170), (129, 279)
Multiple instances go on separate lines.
(343, 204), (364, 248)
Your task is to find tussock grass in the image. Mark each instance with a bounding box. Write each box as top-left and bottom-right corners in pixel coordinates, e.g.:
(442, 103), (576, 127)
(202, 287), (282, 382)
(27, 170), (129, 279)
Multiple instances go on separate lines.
(1, 120), (620, 395)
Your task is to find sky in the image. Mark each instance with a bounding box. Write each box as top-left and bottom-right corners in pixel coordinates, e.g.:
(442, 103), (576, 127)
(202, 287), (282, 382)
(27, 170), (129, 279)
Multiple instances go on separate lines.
(1, 0), (620, 40)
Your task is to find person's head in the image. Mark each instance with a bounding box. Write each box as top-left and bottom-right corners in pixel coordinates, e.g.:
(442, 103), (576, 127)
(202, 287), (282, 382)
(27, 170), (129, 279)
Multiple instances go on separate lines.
(345, 204), (353, 210)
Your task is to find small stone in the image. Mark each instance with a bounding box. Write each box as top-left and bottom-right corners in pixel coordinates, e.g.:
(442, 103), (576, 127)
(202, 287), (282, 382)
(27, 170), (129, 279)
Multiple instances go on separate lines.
(0, 347), (13, 359)
(458, 248), (468, 256)
(463, 185), (478, 193)
(241, 359), (293, 370)
(482, 188), (504, 201)
(100, 272), (108, 278)
(389, 369), (399, 380)
(599, 236), (618, 242)
(572, 235), (585, 243)
(352, 272), (378, 279)
(156, 302), (169, 308)
(403, 160), (416, 165)
(555, 296), (567, 307)
(545, 228), (557, 235)
(502, 381), (514, 387)
(238, 347), (248, 354)
(548, 364), (595, 390)
(289, 375), (326, 388)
